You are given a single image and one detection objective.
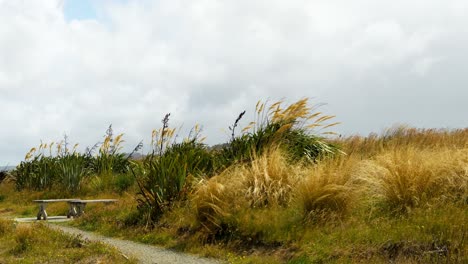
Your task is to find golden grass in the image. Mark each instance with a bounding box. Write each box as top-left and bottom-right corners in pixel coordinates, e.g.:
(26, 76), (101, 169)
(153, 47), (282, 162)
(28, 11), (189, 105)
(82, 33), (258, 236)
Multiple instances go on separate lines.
(358, 147), (468, 213)
(296, 156), (356, 221)
(0, 218), (14, 235)
(248, 98), (340, 137)
(244, 149), (301, 208)
(2, 124), (467, 263)
(193, 148), (303, 234)
(335, 126), (468, 158)
(0, 220), (134, 263)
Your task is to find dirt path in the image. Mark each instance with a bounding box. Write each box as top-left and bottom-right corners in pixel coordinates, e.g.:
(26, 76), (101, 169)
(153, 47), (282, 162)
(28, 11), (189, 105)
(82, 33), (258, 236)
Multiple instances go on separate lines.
(47, 224), (222, 264)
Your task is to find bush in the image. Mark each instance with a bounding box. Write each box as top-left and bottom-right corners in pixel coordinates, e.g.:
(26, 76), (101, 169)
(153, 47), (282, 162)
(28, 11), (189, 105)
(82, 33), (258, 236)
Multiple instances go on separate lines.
(0, 218), (13, 236)
(89, 125), (130, 176)
(296, 157), (355, 221)
(14, 155), (57, 191)
(193, 148), (303, 236)
(360, 147), (468, 213)
(57, 153), (89, 193)
(133, 114), (212, 224)
(13, 225), (35, 254)
(0, 170), (8, 184)
(134, 141), (210, 223)
(216, 99), (341, 170)
(113, 173), (135, 194)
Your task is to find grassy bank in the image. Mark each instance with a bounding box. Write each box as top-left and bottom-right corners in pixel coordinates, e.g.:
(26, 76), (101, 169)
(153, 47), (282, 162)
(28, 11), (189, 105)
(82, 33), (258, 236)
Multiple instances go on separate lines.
(0, 218), (134, 263)
(0, 99), (466, 263)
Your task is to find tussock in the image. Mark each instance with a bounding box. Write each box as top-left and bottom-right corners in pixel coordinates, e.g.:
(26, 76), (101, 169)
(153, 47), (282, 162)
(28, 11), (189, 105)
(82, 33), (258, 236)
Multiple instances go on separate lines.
(358, 147), (468, 213)
(296, 157), (356, 221)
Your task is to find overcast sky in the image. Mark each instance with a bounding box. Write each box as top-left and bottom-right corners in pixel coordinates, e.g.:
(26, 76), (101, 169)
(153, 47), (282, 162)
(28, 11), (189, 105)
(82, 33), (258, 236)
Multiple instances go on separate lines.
(1, 0), (467, 165)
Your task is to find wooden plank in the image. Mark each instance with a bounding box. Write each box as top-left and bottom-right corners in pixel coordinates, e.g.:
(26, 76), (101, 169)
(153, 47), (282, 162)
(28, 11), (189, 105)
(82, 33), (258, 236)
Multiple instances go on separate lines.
(78, 199), (118, 203)
(33, 199), (79, 203)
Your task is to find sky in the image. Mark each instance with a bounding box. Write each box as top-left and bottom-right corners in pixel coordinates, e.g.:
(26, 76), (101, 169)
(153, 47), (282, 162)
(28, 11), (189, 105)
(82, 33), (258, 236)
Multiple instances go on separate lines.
(1, 0), (467, 165)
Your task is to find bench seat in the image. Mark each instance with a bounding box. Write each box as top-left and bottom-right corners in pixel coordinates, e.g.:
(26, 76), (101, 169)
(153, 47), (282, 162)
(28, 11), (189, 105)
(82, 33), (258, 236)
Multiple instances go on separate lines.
(67, 199), (118, 217)
(34, 199), (117, 220)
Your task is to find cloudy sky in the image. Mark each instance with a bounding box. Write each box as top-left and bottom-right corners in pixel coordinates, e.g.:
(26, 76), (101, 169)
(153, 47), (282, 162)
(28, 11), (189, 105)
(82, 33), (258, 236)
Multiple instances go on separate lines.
(1, 0), (467, 165)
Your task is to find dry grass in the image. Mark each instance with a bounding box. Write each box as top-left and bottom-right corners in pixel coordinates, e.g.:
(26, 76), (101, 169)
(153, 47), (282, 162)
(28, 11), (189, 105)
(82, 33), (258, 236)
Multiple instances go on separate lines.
(0, 220), (134, 263)
(244, 148), (301, 208)
(358, 147), (468, 213)
(0, 218), (14, 235)
(193, 148), (303, 234)
(2, 124), (467, 263)
(296, 156), (356, 221)
(193, 177), (234, 233)
(336, 126), (468, 158)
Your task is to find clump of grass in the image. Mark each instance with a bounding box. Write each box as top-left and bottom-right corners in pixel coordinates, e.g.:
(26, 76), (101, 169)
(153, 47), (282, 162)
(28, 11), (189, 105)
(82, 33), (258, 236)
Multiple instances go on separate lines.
(13, 224), (35, 254)
(0, 220), (133, 263)
(193, 177), (233, 234)
(244, 148), (300, 208)
(217, 98), (341, 170)
(296, 156), (356, 222)
(132, 114), (212, 224)
(0, 169), (9, 184)
(336, 125), (468, 158)
(13, 137), (89, 192)
(0, 218), (14, 235)
(90, 125), (129, 176)
(193, 148), (302, 237)
(58, 153), (90, 193)
(113, 173), (136, 194)
(360, 147), (468, 213)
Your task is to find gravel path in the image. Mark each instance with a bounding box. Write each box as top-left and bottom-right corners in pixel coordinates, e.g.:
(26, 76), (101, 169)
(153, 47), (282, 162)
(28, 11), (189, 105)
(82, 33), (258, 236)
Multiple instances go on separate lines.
(47, 224), (222, 264)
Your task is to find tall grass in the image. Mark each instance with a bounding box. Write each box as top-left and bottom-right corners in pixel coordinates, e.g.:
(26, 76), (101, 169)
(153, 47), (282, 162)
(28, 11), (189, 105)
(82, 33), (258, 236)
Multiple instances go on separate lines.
(57, 153), (89, 193)
(13, 140), (90, 193)
(216, 99), (341, 170)
(90, 125), (129, 175)
(12, 126), (132, 193)
(14, 145), (58, 191)
(296, 156), (356, 222)
(132, 115), (213, 223)
(336, 125), (468, 158)
(0, 169), (9, 184)
(359, 147), (468, 213)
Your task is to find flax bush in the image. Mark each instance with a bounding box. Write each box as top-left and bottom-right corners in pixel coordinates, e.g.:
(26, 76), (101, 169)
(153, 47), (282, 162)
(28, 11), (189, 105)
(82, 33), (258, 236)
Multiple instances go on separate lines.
(216, 99), (341, 171)
(132, 115), (213, 224)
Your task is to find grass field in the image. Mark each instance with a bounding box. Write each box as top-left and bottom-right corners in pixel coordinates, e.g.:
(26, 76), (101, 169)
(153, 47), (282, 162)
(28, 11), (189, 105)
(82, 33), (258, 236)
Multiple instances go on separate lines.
(0, 100), (466, 263)
(0, 218), (134, 263)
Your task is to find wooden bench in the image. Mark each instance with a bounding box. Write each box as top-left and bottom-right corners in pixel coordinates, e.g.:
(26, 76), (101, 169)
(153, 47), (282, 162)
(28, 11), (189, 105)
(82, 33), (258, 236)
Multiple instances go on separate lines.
(67, 199), (118, 218)
(34, 199), (80, 220)
(34, 199), (118, 220)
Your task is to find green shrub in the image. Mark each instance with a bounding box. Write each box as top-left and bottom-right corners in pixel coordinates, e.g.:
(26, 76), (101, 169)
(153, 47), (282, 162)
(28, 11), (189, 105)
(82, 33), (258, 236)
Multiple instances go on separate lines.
(13, 225), (35, 254)
(57, 153), (89, 193)
(0, 170), (8, 184)
(133, 144), (194, 223)
(14, 155), (57, 191)
(89, 125), (129, 176)
(215, 99), (341, 171)
(133, 115), (212, 224)
(0, 218), (13, 235)
(113, 173), (135, 194)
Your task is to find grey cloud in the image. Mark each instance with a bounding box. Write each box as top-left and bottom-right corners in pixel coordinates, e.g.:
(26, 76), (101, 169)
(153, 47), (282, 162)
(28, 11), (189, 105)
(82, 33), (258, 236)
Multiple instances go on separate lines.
(1, 0), (467, 165)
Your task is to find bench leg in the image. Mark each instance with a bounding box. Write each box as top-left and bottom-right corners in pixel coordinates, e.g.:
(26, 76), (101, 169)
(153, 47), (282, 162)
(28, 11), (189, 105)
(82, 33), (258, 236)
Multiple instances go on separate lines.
(67, 203), (78, 218)
(37, 203), (48, 220)
(76, 203), (86, 216)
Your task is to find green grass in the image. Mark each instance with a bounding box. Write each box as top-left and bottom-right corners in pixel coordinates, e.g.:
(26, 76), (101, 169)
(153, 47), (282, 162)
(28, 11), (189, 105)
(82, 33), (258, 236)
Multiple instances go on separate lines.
(0, 218), (135, 263)
(1, 99), (467, 263)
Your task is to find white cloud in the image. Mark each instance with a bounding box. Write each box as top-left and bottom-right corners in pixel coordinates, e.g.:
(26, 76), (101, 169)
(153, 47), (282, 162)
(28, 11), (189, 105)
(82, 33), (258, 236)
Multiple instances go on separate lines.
(1, 0), (467, 164)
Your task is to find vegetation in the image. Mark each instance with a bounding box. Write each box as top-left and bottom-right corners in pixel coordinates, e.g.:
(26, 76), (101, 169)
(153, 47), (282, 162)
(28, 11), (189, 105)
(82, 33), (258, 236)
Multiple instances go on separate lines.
(1, 98), (466, 263)
(12, 125), (133, 194)
(0, 169), (9, 184)
(0, 218), (134, 263)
